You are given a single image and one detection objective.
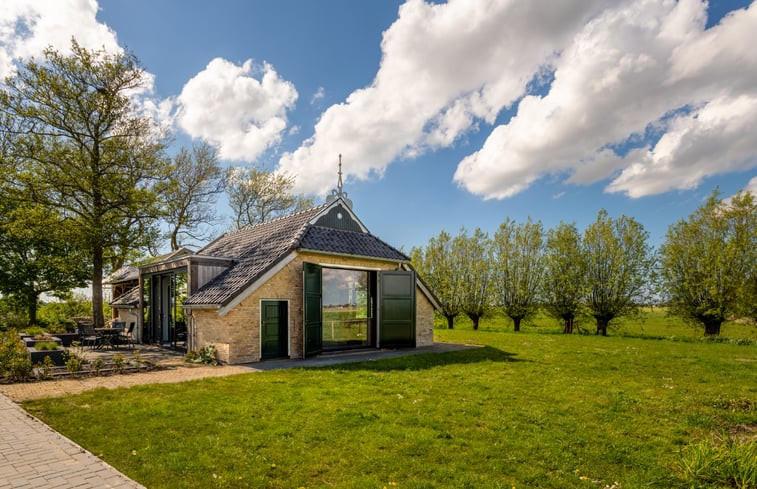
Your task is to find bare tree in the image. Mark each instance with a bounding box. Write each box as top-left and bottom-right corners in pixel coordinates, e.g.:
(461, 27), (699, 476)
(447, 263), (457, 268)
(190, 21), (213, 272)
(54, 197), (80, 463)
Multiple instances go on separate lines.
(161, 143), (226, 250)
(227, 167), (314, 229)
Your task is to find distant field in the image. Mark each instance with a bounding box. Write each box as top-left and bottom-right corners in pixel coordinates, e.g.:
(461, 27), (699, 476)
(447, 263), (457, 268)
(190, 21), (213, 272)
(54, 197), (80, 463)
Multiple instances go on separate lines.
(24, 321), (756, 489)
(445, 307), (757, 341)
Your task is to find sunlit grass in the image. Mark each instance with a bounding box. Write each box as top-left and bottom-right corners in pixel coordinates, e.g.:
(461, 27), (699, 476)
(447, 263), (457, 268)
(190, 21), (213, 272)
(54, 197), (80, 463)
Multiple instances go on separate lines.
(23, 322), (757, 488)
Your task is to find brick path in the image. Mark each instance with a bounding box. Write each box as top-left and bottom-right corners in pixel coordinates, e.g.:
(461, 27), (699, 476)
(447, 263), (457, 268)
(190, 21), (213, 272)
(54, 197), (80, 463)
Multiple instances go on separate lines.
(0, 393), (145, 488)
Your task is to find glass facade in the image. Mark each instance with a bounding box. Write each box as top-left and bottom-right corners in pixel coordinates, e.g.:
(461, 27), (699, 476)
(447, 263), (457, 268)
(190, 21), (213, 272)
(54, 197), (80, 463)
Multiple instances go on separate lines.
(322, 268), (374, 350)
(141, 270), (188, 351)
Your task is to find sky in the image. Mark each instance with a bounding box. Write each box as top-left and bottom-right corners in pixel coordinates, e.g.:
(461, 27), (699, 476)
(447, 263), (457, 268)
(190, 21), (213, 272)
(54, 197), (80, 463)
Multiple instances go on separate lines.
(1, 0), (756, 254)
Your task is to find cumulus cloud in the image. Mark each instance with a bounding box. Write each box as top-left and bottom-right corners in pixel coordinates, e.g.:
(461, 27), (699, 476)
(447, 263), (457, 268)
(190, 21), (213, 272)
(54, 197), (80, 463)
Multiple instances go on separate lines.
(455, 0), (757, 199)
(281, 0), (756, 200)
(176, 58), (297, 162)
(0, 0), (121, 80)
(278, 0), (611, 195)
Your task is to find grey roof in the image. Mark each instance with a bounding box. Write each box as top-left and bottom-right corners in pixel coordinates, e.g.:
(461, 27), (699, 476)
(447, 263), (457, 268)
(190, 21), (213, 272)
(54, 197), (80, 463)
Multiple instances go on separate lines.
(111, 286), (140, 307)
(299, 226), (408, 261)
(184, 203), (408, 307)
(105, 265), (138, 284)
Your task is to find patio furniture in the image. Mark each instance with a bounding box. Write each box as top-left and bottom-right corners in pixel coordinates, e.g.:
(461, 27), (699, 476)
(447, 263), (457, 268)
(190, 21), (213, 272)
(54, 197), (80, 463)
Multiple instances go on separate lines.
(118, 322), (136, 349)
(94, 328), (121, 350)
(77, 323), (100, 349)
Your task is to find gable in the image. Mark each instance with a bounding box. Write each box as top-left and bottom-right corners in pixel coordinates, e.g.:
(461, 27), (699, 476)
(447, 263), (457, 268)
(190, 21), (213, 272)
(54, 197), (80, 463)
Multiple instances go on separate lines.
(312, 203), (364, 232)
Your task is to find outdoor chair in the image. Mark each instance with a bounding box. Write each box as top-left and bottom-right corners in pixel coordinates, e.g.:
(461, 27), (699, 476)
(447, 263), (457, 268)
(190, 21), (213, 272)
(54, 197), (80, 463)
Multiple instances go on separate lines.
(118, 322), (135, 348)
(77, 322), (100, 349)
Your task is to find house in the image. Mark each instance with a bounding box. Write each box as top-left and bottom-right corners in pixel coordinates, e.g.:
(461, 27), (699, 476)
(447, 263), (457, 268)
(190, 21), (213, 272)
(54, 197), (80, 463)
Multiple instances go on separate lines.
(110, 196), (439, 364)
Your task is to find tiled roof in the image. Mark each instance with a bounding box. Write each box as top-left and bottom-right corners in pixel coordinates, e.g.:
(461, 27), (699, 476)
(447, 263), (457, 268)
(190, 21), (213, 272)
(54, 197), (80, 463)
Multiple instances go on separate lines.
(184, 205), (328, 306)
(184, 203), (409, 307)
(110, 286), (140, 307)
(299, 226), (408, 261)
(105, 265), (138, 284)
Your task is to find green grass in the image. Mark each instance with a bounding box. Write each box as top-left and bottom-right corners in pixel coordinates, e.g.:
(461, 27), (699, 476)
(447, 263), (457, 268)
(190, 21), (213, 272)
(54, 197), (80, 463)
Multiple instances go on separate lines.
(23, 321), (757, 489)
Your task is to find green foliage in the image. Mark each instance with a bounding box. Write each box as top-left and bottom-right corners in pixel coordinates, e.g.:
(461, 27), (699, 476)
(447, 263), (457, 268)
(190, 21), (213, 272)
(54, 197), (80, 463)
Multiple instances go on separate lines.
(677, 436), (757, 489)
(63, 350), (85, 376)
(0, 198), (89, 326)
(0, 329), (32, 381)
(34, 355), (55, 380)
(90, 357), (105, 377)
(0, 39), (167, 327)
(37, 295), (92, 332)
(0, 297), (26, 330)
(492, 217), (544, 331)
(185, 344), (218, 365)
(112, 353), (126, 374)
(661, 190), (756, 335)
(34, 341), (59, 351)
(541, 222), (587, 333)
(410, 229), (464, 328)
(584, 209), (656, 335)
(455, 227), (492, 330)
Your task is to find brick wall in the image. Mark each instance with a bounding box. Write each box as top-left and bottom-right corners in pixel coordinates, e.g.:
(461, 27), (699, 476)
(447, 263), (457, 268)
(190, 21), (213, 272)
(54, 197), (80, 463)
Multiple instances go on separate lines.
(189, 251), (435, 364)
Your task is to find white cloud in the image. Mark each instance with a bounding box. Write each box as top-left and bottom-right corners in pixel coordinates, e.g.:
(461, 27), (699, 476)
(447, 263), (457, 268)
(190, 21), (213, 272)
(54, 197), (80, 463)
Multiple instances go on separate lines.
(278, 0), (611, 195)
(455, 0), (757, 199)
(310, 86), (325, 105)
(0, 0), (121, 80)
(176, 58), (298, 162)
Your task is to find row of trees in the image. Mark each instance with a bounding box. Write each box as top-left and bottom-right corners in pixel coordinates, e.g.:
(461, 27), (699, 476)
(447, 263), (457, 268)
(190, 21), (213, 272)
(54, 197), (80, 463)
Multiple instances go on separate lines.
(0, 41), (309, 327)
(412, 192), (755, 336)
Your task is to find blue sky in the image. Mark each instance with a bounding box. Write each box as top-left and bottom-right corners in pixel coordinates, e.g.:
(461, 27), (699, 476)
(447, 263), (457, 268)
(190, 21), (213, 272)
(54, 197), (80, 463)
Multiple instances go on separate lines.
(2, 0), (756, 252)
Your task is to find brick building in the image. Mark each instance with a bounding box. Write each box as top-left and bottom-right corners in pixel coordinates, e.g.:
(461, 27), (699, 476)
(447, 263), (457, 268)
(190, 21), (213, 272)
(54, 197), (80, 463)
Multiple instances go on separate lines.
(113, 197), (439, 364)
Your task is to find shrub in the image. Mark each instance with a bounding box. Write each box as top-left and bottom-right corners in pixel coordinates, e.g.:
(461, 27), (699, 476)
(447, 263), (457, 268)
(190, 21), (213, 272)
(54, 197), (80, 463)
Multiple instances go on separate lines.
(34, 341), (59, 351)
(185, 344), (217, 365)
(64, 350), (84, 376)
(112, 353), (125, 373)
(35, 356), (55, 380)
(0, 329), (31, 380)
(90, 357), (105, 376)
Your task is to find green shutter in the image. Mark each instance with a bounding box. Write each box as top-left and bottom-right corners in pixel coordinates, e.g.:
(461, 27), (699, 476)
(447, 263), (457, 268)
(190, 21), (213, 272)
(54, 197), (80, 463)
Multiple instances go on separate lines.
(303, 262), (322, 357)
(379, 270), (416, 347)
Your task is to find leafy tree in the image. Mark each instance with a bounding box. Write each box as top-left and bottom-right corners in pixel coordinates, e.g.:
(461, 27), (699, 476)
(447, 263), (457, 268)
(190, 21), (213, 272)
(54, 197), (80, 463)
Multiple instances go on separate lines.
(491, 217), (544, 332)
(161, 143), (226, 250)
(0, 199), (89, 325)
(227, 166), (314, 229)
(456, 228), (492, 330)
(660, 190), (756, 335)
(541, 222), (586, 333)
(0, 40), (166, 327)
(410, 230), (464, 329)
(583, 210), (655, 336)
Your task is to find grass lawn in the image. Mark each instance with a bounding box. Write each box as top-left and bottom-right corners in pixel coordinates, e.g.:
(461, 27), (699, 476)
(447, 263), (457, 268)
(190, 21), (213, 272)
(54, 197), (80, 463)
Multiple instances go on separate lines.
(23, 317), (757, 489)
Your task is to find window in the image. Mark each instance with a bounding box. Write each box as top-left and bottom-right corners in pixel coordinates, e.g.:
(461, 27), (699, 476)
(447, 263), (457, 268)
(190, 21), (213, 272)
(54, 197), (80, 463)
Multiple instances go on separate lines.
(322, 268), (373, 350)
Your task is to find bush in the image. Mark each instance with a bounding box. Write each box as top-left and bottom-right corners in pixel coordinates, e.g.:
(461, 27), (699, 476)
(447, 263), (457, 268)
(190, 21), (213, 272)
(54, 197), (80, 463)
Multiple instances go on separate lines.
(37, 296), (91, 332)
(34, 341), (59, 351)
(0, 329), (31, 380)
(185, 344), (218, 365)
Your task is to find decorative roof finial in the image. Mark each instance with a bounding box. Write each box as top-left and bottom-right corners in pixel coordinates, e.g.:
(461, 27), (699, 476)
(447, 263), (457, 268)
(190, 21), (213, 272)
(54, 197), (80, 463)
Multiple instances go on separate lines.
(337, 153), (343, 197)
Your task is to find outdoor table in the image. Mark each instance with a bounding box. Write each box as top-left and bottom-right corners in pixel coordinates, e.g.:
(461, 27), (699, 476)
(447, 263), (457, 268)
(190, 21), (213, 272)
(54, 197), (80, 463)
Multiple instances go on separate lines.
(94, 328), (122, 350)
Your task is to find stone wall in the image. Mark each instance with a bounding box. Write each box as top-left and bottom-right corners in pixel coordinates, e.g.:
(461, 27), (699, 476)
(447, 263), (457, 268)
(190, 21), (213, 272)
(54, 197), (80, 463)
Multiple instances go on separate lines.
(190, 251), (435, 364)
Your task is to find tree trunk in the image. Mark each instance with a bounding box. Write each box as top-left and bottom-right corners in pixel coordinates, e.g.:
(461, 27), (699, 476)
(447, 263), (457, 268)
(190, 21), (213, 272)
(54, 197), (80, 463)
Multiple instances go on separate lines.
(563, 316), (574, 334)
(27, 290), (38, 326)
(170, 227), (179, 251)
(513, 317), (521, 332)
(595, 317), (609, 336)
(445, 315), (455, 329)
(703, 319), (722, 336)
(92, 243), (105, 328)
(472, 315), (480, 330)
